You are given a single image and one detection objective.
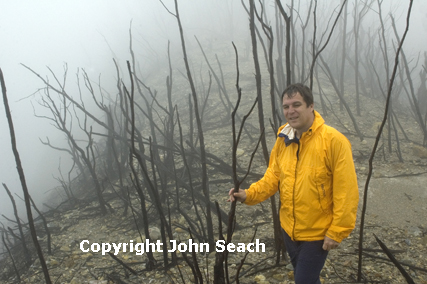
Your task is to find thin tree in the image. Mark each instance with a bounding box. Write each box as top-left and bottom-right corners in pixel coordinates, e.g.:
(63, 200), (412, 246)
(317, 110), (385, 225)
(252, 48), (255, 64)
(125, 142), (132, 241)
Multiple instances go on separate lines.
(352, 0), (374, 116)
(295, 0), (314, 83)
(2, 183), (31, 267)
(357, 0), (413, 281)
(223, 42), (263, 284)
(159, 0), (215, 248)
(2, 230), (21, 282)
(275, 0), (292, 86)
(37, 88), (108, 214)
(338, 0), (348, 111)
(391, 17), (427, 144)
(376, 0), (393, 153)
(248, 0), (270, 164)
(1, 68), (52, 283)
(308, 0), (347, 90)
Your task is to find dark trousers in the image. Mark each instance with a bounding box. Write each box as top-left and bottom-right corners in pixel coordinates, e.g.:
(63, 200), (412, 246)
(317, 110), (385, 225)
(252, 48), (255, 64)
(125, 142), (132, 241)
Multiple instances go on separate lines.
(283, 230), (329, 284)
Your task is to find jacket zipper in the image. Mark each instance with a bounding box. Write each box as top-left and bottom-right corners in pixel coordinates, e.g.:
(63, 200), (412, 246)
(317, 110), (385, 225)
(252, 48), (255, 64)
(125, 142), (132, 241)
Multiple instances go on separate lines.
(292, 142), (300, 240)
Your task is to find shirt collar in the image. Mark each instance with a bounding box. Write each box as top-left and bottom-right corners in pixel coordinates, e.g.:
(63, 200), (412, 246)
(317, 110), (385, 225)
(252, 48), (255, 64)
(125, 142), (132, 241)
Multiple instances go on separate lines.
(277, 111), (324, 146)
(278, 124), (299, 146)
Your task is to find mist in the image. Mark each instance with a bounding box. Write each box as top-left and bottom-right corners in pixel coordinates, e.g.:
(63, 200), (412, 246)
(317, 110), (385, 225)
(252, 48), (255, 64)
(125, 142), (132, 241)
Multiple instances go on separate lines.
(0, 0), (246, 217)
(3, 0), (425, 210)
(1, 0), (427, 282)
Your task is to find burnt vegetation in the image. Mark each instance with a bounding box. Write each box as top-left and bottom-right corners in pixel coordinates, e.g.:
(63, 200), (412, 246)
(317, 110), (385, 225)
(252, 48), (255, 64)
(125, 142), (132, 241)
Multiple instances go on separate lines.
(1, 0), (427, 283)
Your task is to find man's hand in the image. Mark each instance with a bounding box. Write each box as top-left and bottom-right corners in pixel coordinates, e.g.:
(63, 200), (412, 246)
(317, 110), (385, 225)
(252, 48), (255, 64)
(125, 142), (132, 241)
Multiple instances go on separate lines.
(227, 188), (247, 203)
(322, 236), (339, 251)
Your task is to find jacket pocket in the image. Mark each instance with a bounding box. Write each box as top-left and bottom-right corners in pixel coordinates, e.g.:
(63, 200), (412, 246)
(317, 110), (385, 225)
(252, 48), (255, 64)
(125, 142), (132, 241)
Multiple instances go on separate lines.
(315, 167), (332, 215)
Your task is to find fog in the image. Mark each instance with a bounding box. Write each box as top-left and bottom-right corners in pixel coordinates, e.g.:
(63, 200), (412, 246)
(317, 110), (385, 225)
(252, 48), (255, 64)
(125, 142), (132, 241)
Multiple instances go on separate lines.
(0, 0), (248, 220)
(0, 0), (427, 272)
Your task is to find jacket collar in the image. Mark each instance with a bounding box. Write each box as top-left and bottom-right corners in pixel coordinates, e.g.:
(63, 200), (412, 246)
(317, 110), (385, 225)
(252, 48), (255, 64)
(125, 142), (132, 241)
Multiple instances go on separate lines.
(278, 110), (324, 146)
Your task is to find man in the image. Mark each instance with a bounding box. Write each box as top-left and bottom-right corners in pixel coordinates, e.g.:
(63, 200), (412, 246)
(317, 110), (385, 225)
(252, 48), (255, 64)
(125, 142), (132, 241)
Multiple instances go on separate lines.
(228, 83), (359, 283)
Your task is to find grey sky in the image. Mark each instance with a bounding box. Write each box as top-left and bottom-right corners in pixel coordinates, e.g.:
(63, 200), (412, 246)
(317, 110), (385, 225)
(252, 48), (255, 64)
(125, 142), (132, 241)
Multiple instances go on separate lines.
(0, 0), (166, 218)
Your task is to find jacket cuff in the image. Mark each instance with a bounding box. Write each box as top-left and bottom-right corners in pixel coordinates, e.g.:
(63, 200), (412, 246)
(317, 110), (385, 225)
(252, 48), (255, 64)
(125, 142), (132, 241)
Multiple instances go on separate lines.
(325, 230), (344, 243)
(243, 189), (256, 205)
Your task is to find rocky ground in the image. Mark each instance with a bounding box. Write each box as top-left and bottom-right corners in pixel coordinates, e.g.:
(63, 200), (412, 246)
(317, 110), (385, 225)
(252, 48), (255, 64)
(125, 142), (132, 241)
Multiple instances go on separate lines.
(2, 171), (426, 284)
(2, 115), (427, 284)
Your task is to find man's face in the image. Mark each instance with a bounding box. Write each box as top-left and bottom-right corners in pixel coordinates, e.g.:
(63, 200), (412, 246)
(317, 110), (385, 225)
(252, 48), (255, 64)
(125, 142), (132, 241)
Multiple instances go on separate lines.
(282, 92), (314, 135)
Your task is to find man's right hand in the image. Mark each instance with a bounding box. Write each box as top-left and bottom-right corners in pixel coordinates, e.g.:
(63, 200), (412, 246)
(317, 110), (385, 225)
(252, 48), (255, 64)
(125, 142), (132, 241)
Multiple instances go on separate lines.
(227, 188), (247, 203)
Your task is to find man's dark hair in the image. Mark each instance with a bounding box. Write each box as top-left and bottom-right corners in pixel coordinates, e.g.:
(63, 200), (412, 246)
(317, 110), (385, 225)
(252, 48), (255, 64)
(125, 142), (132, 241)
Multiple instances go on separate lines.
(281, 83), (313, 106)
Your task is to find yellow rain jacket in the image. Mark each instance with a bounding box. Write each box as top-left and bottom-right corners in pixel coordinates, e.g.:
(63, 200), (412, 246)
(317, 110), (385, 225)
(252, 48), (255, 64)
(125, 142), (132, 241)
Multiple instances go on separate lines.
(244, 111), (359, 243)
